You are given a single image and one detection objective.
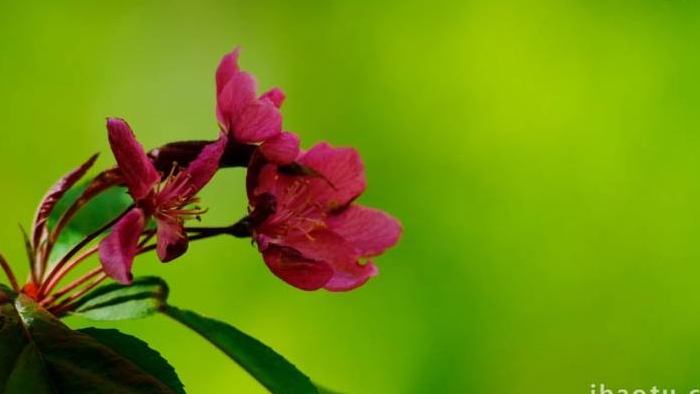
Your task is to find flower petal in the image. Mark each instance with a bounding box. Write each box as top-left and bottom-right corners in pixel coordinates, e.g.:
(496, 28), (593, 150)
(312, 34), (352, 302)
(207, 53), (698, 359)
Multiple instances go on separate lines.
(98, 208), (146, 284)
(106, 118), (159, 201)
(259, 132), (300, 164)
(156, 216), (189, 263)
(216, 72), (257, 132)
(233, 99), (282, 143)
(280, 229), (357, 265)
(245, 152), (270, 200)
(274, 229), (378, 292)
(299, 143), (366, 209)
(260, 88), (285, 108)
(185, 133), (228, 195)
(328, 205), (402, 257)
(324, 260), (379, 292)
(216, 48), (241, 96)
(262, 246), (333, 291)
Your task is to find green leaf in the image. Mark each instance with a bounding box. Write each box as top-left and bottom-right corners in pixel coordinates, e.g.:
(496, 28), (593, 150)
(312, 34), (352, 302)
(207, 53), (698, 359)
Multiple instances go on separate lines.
(5, 343), (55, 393)
(0, 285), (181, 394)
(163, 306), (318, 394)
(71, 276), (168, 321)
(80, 328), (185, 394)
(47, 183), (132, 265)
(70, 277), (324, 393)
(315, 386), (344, 394)
(0, 287), (31, 389)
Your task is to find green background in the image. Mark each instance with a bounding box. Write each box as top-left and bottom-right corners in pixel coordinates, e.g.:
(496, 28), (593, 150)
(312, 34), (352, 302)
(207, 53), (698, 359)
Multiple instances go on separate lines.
(2, 1), (700, 393)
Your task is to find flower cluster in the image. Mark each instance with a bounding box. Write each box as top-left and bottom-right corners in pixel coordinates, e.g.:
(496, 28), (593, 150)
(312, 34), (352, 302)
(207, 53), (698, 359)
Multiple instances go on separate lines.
(246, 144), (402, 291)
(1, 49), (401, 317)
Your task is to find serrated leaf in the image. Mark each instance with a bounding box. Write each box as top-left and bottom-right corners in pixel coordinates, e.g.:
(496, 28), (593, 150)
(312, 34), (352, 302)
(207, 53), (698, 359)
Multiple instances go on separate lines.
(71, 277), (168, 321)
(164, 306), (318, 394)
(67, 277), (324, 393)
(0, 285), (180, 394)
(80, 328), (185, 394)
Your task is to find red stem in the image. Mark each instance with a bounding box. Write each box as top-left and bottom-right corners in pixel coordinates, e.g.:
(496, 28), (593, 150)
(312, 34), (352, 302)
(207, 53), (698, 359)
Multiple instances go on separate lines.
(0, 254), (19, 292)
(39, 206), (132, 297)
(33, 221), (247, 311)
(41, 169), (121, 278)
(139, 230), (156, 248)
(40, 246), (99, 298)
(49, 273), (107, 316)
(41, 228), (153, 304)
(40, 265), (102, 307)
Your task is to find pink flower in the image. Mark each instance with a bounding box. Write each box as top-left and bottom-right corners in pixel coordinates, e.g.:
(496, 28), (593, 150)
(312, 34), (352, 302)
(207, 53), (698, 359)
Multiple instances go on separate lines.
(215, 48), (300, 165)
(247, 143), (402, 291)
(99, 118), (227, 284)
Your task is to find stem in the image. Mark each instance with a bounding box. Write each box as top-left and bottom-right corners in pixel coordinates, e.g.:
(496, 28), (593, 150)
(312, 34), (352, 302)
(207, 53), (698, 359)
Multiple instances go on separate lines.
(136, 244), (157, 255)
(40, 266), (103, 307)
(40, 219), (250, 306)
(18, 226), (39, 285)
(139, 229), (156, 247)
(148, 139), (255, 172)
(42, 169), (122, 276)
(134, 219), (252, 254)
(185, 218), (252, 238)
(49, 273), (107, 316)
(42, 221), (235, 304)
(0, 254), (19, 292)
(40, 246), (99, 298)
(39, 206), (132, 297)
(134, 219), (251, 255)
(136, 224), (245, 257)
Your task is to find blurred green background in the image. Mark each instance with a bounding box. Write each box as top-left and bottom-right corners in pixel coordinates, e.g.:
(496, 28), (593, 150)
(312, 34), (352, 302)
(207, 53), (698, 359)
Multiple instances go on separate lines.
(3, 1), (700, 392)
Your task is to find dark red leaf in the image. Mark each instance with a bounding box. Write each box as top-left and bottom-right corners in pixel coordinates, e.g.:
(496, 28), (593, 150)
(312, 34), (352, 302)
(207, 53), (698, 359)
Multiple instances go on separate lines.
(32, 154), (99, 249)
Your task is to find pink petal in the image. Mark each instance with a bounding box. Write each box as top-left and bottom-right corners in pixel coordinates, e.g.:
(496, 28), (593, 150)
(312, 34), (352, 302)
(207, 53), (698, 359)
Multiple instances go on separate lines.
(298, 143), (367, 209)
(216, 48), (241, 96)
(106, 118), (159, 201)
(216, 72), (257, 132)
(328, 205), (402, 257)
(185, 133), (228, 195)
(272, 228), (378, 292)
(259, 132), (300, 164)
(246, 156), (303, 221)
(98, 208), (146, 284)
(245, 152), (270, 201)
(233, 99), (282, 143)
(280, 229), (358, 265)
(324, 260), (379, 292)
(260, 88), (285, 108)
(156, 216), (189, 263)
(262, 246), (333, 291)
